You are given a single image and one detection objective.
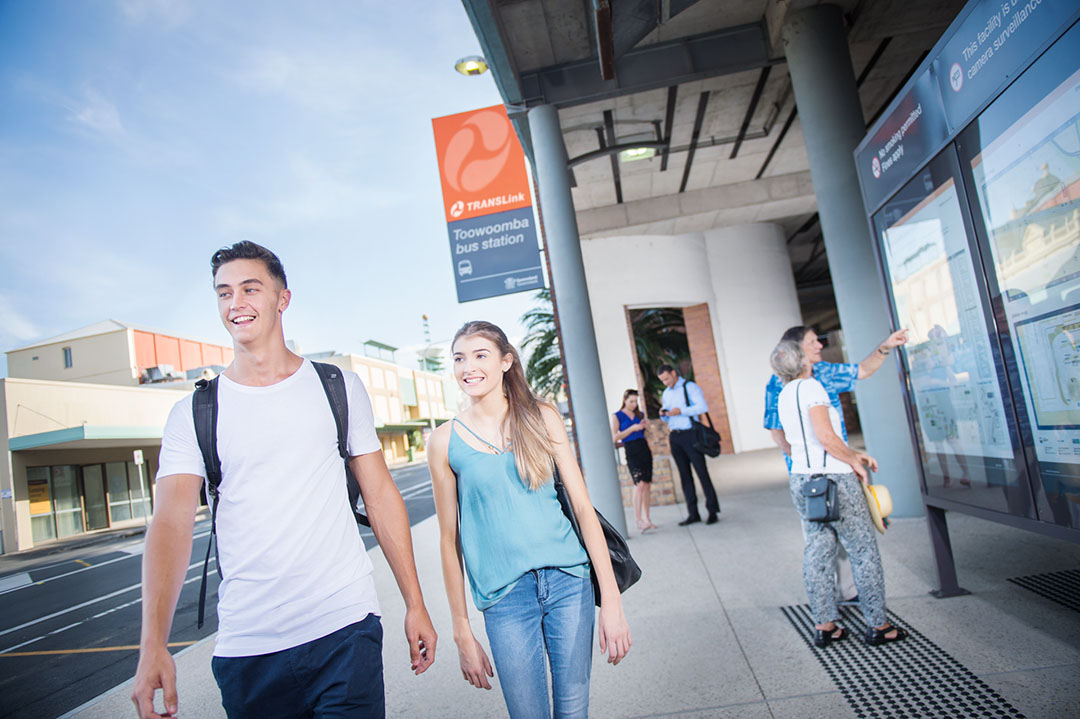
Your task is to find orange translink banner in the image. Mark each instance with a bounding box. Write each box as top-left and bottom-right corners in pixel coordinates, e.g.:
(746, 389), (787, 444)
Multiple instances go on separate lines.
(432, 105), (544, 302)
(432, 105), (532, 224)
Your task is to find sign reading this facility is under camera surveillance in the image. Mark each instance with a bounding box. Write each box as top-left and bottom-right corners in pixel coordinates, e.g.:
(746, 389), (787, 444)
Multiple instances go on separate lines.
(432, 105), (545, 302)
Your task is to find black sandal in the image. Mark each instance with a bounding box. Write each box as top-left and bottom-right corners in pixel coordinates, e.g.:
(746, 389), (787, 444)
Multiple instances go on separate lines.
(864, 624), (908, 646)
(813, 625), (848, 648)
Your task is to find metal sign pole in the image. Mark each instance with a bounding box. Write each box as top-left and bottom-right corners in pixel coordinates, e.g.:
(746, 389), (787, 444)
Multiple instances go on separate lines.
(134, 449), (149, 526)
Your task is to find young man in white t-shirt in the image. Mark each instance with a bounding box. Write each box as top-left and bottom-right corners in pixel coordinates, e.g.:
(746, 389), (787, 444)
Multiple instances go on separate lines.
(132, 242), (437, 718)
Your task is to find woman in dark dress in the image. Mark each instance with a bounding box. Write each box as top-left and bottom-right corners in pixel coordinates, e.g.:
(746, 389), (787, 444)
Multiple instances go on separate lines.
(611, 389), (656, 533)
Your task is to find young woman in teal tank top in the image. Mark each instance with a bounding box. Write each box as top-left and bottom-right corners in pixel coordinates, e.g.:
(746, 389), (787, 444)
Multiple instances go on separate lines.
(427, 321), (632, 719)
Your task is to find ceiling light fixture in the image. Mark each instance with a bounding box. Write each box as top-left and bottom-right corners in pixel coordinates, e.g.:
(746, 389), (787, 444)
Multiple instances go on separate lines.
(619, 146), (656, 162)
(455, 56), (489, 76)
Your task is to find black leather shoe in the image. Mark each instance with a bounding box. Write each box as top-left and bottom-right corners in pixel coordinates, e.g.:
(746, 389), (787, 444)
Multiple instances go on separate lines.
(677, 516), (701, 526)
(705, 513), (719, 524)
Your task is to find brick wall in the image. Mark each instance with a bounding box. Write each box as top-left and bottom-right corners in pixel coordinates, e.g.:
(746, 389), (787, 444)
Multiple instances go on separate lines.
(683, 303), (733, 454)
(616, 455), (678, 507)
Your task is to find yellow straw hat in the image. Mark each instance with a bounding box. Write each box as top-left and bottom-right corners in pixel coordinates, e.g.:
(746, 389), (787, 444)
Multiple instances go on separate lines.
(862, 483), (893, 534)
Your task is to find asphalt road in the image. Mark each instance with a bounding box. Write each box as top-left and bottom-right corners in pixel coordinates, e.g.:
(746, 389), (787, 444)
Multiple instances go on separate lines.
(0, 462), (435, 719)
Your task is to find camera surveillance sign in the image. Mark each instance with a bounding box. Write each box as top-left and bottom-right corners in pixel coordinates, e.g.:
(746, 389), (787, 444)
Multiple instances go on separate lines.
(432, 105), (545, 302)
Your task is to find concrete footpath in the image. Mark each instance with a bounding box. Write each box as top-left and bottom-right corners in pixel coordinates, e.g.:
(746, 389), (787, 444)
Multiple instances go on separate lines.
(66, 448), (1080, 718)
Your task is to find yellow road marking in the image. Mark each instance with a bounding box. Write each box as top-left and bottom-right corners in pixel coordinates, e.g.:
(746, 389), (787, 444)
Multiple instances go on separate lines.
(74, 560), (92, 567)
(1, 641), (196, 657)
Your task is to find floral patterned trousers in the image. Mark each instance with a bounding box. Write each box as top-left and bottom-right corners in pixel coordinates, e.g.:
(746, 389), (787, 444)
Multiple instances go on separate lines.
(789, 472), (887, 628)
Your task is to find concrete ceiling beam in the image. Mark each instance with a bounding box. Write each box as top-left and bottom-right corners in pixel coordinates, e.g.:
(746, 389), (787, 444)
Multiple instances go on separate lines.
(576, 169), (814, 235)
(519, 23), (776, 108)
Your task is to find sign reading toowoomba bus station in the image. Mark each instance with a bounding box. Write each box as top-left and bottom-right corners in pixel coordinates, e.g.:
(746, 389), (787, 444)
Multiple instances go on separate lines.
(432, 105), (545, 302)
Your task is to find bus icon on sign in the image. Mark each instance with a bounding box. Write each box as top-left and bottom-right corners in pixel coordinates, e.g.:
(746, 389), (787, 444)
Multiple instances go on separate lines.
(457, 260), (473, 277)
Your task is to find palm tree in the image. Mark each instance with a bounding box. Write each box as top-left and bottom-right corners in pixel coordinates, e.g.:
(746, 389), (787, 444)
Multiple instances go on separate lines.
(520, 288), (565, 399)
(630, 308), (691, 416)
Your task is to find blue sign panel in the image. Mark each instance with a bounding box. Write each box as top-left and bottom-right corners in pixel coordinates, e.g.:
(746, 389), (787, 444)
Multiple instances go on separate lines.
(932, 0), (1079, 131)
(448, 206), (544, 302)
(855, 69), (950, 213)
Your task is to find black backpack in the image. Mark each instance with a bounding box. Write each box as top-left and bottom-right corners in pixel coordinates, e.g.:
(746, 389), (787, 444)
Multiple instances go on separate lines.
(191, 361), (369, 628)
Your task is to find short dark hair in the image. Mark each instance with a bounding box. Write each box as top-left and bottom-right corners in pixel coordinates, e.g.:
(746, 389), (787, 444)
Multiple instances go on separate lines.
(211, 241), (287, 288)
(781, 325), (811, 344)
(656, 363), (675, 376)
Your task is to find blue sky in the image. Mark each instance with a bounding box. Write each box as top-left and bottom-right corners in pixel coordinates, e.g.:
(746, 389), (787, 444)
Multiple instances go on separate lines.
(0, 0), (542, 374)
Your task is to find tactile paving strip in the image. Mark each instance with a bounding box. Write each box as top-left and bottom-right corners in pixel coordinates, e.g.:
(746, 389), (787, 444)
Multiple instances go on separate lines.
(1007, 569), (1080, 613)
(781, 604), (1024, 718)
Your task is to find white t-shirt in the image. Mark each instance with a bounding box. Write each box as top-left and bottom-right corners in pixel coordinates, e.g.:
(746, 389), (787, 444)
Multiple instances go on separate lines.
(777, 378), (852, 475)
(157, 360), (383, 657)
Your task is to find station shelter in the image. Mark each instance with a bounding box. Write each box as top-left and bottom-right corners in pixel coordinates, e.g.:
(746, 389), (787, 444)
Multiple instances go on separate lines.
(461, 0), (1080, 568)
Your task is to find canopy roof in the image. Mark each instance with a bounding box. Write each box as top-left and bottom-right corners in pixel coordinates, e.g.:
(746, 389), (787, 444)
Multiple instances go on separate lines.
(462, 0), (966, 328)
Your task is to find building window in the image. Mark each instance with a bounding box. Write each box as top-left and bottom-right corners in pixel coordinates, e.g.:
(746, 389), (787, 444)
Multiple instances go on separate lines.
(62, 346), (73, 368)
(106, 461), (152, 522)
(28, 467), (55, 543)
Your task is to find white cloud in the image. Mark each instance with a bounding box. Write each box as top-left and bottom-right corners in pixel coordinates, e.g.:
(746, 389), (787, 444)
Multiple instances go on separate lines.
(213, 156), (411, 236)
(67, 88), (126, 141)
(0, 295), (41, 343)
(117, 0), (191, 26)
(226, 37), (424, 116)
(13, 77), (128, 143)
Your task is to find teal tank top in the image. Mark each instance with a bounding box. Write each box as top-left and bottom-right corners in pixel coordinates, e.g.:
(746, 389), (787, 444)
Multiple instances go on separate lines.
(448, 418), (589, 610)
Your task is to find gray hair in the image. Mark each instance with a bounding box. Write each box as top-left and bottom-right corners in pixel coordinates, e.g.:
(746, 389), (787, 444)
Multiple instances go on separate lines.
(770, 340), (805, 384)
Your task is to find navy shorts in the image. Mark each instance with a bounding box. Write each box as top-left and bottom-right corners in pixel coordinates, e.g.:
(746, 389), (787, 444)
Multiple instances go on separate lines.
(211, 614), (384, 719)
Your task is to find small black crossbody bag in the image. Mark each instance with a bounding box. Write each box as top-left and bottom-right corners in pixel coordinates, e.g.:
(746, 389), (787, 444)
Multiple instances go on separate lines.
(796, 381), (840, 523)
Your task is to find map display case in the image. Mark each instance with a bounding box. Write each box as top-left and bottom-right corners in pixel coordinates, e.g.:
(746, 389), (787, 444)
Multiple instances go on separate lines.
(957, 24), (1080, 528)
(856, 0), (1080, 575)
(873, 151), (1034, 518)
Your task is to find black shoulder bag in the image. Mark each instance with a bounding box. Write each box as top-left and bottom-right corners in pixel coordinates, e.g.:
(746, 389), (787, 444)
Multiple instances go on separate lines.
(191, 361), (368, 628)
(796, 380), (840, 522)
(683, 381), (722, 457)
(553, 468), (641, 606)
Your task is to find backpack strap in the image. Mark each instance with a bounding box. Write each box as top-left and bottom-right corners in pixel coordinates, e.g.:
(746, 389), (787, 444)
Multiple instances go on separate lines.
(192, 377), (221, 629)
(683, 380), (717, 431)
(312, 362), (370, 527)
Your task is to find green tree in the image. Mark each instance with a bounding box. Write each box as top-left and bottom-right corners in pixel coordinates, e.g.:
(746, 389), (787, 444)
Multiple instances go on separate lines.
(630, 308), (691, 416)
(520, 288), (565, 399)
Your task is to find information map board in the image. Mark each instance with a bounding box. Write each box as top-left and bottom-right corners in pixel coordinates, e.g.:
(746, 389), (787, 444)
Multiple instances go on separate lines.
(858, 5), (1080, 533)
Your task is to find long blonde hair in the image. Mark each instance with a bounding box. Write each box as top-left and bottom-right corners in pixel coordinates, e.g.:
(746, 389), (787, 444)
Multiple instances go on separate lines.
(453, 321), (555, 490)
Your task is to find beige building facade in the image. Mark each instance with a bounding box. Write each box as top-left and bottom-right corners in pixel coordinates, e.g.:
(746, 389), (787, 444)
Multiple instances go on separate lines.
(1, 324), (458, 553)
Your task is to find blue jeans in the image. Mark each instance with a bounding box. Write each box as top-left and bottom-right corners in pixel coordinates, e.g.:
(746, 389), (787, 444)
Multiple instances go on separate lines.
(483, 568), (595, 719)
(211, 614), (384, 719)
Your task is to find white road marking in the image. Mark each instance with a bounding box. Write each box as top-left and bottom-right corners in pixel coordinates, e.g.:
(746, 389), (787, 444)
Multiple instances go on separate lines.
(0, 573), (206, 655)
(0, 557), (209, 640)
(399, 480), (433, 499)
(0, 573), (31, 593)
(0, 529), (211, 597)
(0, 488), (430, 655)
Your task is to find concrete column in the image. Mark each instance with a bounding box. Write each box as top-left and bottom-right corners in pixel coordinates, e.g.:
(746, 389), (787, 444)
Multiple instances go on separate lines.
(781, 4), (923, 517)
(703, 223), (801, 453)
(527, 104), (627, 536)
